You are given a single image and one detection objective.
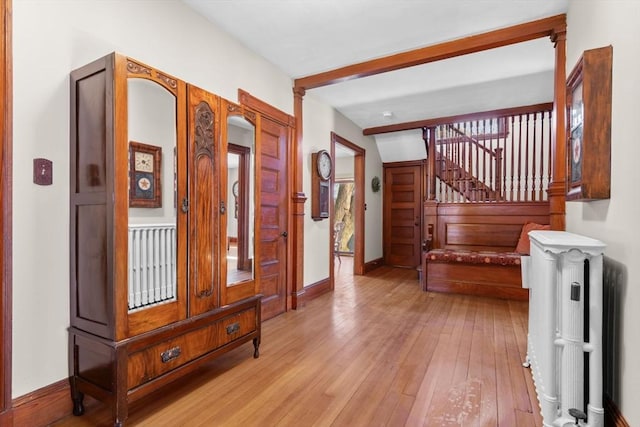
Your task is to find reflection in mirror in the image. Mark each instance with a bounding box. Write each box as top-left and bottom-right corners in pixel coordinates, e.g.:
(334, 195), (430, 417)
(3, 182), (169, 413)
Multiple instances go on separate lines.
(227, 116), (255, 286)
(127, 78), (177, 311)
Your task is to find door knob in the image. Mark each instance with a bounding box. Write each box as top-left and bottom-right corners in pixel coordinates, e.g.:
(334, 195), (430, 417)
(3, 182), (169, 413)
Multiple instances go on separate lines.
(281, 231), (288, 238)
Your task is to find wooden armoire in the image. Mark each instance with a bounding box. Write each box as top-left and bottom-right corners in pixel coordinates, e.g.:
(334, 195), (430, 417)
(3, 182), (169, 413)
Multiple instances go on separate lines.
(69, 52), (262, 426)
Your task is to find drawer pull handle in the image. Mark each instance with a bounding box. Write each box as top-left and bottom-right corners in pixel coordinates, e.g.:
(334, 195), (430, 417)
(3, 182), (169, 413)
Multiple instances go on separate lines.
(160, 346), (182, 363)
(226, 322), (240, 335)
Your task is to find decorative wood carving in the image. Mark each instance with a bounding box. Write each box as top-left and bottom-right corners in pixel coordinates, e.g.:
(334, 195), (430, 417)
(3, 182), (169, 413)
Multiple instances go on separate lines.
(126, 59), (152, 76)
(195, 101), (214, 158)
(156, 72), (177, 89)
(193, 100), (215, 299)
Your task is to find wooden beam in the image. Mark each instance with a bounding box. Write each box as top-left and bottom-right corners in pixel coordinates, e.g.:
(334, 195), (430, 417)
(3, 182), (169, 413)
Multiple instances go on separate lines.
(294, 14), (566, 91)
(364, 102), (554, 135)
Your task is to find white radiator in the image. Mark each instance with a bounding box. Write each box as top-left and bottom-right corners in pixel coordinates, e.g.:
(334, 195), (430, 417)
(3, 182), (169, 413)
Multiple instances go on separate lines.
(524, 231), (605, 427)
(128, 224), (177, 311)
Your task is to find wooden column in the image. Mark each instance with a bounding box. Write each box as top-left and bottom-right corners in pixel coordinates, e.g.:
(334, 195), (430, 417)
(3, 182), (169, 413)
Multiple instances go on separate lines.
(424, 127), (437, 201)
(422, 127), (438, 250)
(548, 25), (567, 231)
(0, 0), (12, 423)
(291, 86), (306, 309)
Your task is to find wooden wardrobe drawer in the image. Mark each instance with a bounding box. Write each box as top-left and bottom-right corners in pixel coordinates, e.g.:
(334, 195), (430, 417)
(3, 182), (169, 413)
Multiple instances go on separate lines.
(217, 308), (257, 346)
(128, 307), (257, 389)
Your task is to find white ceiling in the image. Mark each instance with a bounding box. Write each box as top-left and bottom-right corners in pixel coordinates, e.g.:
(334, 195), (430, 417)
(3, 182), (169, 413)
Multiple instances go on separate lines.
(182, 0), (568, 156)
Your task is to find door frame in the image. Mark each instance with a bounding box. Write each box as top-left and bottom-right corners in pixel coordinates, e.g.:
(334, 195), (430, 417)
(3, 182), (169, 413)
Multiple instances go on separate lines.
(330, 133), (365, 282)
(1, 0), (12, 421)
(238, 89), (295, 311)
(382, 160), (424, 268)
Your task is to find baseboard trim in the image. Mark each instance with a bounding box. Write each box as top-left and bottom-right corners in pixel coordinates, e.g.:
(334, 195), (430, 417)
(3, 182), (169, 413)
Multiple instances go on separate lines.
(11, 379), (75, 427)
(605, 395), (630, 427)
(363, 258), (383, 274)
(303, 277), (331, 302)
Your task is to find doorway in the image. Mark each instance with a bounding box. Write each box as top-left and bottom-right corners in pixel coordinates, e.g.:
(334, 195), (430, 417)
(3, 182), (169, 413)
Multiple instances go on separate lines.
(331, 133), (365, 284)
(383, 161), (424, 268)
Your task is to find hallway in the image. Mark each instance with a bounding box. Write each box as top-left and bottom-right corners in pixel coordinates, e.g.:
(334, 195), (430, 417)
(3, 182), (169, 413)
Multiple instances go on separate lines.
(55, 264), (539, 426)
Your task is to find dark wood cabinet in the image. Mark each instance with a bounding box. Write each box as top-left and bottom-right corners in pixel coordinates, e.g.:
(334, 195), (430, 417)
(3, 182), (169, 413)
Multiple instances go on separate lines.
(69, 53), (261, 426)
(566, 45), (612, 201)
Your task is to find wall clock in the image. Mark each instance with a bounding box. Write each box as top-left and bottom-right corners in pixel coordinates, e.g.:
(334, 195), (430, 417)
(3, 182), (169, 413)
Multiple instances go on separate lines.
(316, 150), (332, 181)
(566, 45), (612, 201)
(311, 150), (332, 220)
(129, 141), (162, 208)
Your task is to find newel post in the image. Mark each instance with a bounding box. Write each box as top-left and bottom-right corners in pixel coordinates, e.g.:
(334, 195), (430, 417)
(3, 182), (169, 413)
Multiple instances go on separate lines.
(423, 127), (438, 249)
(548, 23), (567, 231)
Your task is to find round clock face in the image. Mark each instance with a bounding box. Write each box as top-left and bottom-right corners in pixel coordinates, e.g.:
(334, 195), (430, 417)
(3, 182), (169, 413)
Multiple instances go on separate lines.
(134, 152), (154, 173)
(317, 150), (332, 181)
(137, 176), (151, 191)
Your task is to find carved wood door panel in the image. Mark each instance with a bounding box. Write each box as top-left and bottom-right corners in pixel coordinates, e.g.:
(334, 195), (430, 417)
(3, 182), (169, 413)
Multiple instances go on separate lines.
(258, 117), (288, 321)
(187, 84), (221, 317)
(383, 164), (423, 268)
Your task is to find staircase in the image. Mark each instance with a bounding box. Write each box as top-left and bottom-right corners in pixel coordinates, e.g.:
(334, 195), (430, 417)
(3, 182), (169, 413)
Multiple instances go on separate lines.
(436, 151), (499, 201)
(425, 105), (553, 204)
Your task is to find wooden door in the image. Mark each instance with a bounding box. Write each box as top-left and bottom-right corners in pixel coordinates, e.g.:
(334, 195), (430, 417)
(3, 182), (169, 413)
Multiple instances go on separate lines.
(383, 163), (423, 268)
(258, 117), (288, 320)
(187, 84), (221, 316)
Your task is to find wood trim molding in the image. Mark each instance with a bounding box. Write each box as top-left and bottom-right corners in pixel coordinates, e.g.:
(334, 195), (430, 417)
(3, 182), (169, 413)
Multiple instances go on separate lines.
(294, 14), (566, 91)
(383, 160), (425, 169)
(302, 277), (331, 302)
(549, 27), (567, 231)
(364, 102), (554, 136)
(11, 379), (77, 427)
(237, 89), (293, 127)
(331, 132), (366, 276)
(237, 89), (304, 310)
(363, 258), (384, 274)
(291, 88), (305, 308)
(1, 0), (12, 420)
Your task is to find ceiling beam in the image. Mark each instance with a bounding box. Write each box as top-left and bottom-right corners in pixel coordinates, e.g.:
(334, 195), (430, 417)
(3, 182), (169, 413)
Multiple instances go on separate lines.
(294, 14), (566, 91)
(363, 102), (554, 135)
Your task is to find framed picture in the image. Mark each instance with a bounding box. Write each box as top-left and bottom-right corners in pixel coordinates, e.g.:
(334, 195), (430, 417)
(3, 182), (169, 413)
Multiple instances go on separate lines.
(129, 141), (162, 208)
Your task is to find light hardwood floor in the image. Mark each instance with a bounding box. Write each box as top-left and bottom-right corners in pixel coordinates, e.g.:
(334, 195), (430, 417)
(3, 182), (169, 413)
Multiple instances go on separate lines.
(54, 258), (541, 426)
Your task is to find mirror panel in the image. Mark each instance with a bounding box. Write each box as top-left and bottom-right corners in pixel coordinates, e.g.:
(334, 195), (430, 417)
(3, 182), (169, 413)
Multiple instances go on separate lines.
(227, 115), (255, 286)
(127, 78), (178, 310)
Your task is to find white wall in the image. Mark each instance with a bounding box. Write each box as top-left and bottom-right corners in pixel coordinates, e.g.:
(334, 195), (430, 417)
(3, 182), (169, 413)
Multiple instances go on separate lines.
(12, 0), (384, 398)
(302, 93), (383, 286)
(567, 1), (640, 424)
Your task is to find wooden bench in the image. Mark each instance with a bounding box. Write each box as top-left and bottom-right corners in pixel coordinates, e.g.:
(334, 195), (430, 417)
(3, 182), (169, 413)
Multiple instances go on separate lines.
(420, 202), (550, 301)
(421, 248), (527, 300)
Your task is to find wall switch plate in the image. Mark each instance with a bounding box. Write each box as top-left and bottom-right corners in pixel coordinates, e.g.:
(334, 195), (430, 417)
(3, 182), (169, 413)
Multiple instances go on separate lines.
(33, 158), (53, 185)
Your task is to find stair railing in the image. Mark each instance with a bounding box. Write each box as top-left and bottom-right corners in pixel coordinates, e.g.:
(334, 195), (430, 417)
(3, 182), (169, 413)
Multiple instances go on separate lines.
(425, 103), (553, 203)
